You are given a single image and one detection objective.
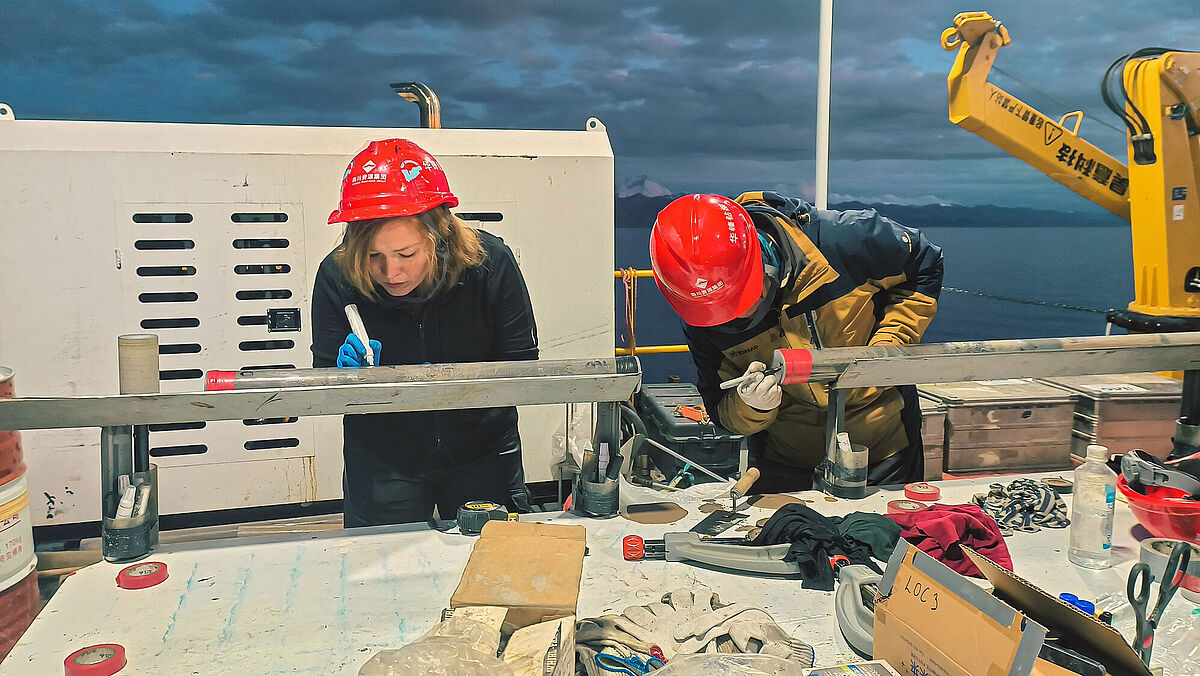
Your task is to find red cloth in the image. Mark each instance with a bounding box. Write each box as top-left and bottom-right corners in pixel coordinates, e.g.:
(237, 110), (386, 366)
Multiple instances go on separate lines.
(886, 504), (1013, 577)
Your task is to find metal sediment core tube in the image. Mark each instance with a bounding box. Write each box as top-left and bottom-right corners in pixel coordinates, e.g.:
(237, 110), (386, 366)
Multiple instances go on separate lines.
(205, 356), (639, 391)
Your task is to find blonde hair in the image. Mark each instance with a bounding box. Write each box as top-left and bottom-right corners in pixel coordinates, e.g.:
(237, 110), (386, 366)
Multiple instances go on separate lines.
(334, 206), (486, 301)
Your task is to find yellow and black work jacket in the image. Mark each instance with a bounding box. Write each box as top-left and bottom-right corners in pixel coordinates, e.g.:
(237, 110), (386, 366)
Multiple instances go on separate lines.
(683, 192), (944, 470)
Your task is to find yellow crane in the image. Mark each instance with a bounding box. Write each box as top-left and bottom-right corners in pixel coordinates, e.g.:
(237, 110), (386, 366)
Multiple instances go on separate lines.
(941, 11), (1199, 331)
(941, 12), (1199, 459)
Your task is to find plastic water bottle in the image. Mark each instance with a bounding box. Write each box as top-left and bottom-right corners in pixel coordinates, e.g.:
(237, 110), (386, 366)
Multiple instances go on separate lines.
(1068, 444), (1116, 569)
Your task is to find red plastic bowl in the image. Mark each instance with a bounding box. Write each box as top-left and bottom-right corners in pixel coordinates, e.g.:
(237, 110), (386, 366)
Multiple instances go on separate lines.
(1117, 476), (1200, 544)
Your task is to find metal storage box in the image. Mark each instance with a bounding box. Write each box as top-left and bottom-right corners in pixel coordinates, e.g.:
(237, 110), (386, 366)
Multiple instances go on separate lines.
(1037, 373), (1182, 459)
(917, 379), (1077, 474)
(635, 383), (745, 482)
(918, 395), (946, 481)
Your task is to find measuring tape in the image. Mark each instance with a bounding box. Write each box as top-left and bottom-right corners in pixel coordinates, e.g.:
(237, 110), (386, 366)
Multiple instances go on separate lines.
(456, 501), (510, 535)
(904, 482), (941, 501)
(115, 562), (168, 590)
(64, 644), (126, 676)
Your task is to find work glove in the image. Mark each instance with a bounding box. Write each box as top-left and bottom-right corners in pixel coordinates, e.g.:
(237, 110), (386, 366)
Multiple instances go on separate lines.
(337, 333), (382, 368)
(673, 604), (815, 665)
(619, 588), (722, 659)
(577, 588), (722, 660)
(736, 361), (782, 412)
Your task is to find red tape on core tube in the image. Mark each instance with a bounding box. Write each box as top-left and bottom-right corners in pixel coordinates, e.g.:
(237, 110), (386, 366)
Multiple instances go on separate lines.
(904, 482), (941, 501)
(205, 370), (235, 391)
(775, 349), (814, 385)
(64, 644), (127, 676)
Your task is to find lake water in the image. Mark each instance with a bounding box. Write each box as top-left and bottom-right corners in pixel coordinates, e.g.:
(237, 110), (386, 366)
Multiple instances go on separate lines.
(615, 225), (1135, 384)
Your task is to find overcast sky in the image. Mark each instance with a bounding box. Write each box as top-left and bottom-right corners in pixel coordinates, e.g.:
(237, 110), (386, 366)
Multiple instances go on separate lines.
(1, 1), (1195, 211)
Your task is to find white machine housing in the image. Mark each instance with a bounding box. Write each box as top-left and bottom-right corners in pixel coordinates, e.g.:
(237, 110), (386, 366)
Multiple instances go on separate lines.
(0, 105), (615, 525)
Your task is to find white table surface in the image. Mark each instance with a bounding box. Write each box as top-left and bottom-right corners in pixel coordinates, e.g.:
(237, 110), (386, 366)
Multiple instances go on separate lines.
(4, 472), (1195, 674)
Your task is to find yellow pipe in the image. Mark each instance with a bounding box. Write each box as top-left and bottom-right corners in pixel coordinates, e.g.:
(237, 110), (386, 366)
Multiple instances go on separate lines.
(615, 269), (686, 355)
(615, 345), (690, 356)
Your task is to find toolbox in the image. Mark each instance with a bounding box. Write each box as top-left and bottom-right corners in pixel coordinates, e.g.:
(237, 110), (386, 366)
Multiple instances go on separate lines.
(918, 395), (947, 481)
(1037, 372), (1182, 459)
(635, 383), (745, 482)
(917, 379), (1077, 474)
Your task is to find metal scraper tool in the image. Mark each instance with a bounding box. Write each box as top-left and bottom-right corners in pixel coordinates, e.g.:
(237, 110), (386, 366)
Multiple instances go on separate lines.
(689, 467), (761, 536)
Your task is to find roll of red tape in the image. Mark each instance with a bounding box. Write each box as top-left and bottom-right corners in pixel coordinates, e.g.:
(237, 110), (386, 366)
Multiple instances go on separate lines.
(904, 482), (941, 501)
(887, 499), (929, 515)
(64, 644), (127, 676)
(115, 562), (168, 590)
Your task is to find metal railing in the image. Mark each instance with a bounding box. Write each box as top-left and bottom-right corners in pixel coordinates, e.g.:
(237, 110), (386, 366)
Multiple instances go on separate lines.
(614, 268), (690, 356)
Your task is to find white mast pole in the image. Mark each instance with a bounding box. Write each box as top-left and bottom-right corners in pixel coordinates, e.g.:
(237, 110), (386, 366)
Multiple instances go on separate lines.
(815, 0), (834, 209)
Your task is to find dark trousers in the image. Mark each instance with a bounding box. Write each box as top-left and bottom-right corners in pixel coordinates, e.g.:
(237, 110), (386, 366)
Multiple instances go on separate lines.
(748, 385), (926, 494)
(343, 448), (532, 528)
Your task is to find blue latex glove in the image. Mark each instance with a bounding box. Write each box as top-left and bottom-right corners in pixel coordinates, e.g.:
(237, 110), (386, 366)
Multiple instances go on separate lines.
(337, 333), (382, 368)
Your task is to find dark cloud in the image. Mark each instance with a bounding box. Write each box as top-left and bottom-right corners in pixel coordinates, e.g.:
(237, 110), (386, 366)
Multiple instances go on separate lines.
(0, 0), (1191, 206)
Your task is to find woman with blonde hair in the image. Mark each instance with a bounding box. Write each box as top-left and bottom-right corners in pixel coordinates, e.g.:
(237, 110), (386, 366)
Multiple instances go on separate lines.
(312, 139), (538, 527)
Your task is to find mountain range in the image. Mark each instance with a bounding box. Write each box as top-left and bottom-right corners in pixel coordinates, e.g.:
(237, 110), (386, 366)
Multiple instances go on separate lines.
(614, 194), (1128, 229)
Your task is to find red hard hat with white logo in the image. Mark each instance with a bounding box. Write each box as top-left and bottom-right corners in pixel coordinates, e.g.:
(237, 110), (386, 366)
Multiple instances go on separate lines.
(649, 194), (764, 327)
(328, 139), (459, 224)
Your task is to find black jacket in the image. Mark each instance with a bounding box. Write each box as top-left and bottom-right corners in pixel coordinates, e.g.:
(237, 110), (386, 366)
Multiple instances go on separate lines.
(310, 230), (538, 473)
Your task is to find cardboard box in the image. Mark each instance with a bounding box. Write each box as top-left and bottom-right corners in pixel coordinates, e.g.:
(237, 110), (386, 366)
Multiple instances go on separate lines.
(450, 520), (587, 629)
(873, 543), (1152, 676)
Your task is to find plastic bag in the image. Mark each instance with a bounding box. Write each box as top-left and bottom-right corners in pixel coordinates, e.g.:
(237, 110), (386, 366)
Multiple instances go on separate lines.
(1154, 608), (1200, 676)
(358, 617), (514, 676)
(652, 653), (808, 675)
(618, 473), (733, 510)
(550, 403), (593, 470)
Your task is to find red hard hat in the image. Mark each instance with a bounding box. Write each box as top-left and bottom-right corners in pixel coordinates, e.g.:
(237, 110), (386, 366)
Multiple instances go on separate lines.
(649, 194), (764, 327)
(328, 139), (459, 224)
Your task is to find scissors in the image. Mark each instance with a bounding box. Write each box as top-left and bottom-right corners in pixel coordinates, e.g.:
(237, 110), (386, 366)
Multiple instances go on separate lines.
(595, 651), (665, 674)
(1127, 540), (1193, 666)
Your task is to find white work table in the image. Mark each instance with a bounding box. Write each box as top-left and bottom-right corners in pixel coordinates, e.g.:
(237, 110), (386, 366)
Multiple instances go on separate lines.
(4, 473), (1195, 674)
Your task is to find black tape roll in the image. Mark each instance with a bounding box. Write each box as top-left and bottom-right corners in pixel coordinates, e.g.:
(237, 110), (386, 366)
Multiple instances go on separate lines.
(1041, 477), (1073, 495)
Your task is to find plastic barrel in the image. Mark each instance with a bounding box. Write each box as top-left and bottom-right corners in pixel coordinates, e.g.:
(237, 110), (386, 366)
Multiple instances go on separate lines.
(0, 367), (38, 661)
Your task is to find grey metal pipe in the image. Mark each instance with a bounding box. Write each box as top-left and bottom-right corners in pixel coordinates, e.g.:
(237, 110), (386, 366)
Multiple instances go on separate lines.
(390, 82), (442, 128)
(0, 356), (642, 430)
(771, 331), (1200, 388)
(206, 356), (638, 391)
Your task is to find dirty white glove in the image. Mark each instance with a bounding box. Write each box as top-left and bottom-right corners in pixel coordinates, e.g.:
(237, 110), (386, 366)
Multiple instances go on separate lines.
(736, 361), (782, 412)
(575, 590), (722, 659)
(575, 615), (654, 655)
(609, 588), (722, 659)
(673, 603), (815, 666)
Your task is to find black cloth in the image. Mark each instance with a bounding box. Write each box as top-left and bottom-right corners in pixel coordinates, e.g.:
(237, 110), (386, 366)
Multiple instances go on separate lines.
(750, 504), (901, 590)
(343, 447), (531, 528)
(311, 230), (538, 525)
